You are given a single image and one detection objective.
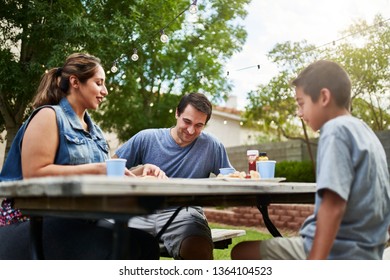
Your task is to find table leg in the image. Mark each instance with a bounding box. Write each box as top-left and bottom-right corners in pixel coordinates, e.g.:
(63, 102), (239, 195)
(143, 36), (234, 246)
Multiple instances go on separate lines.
(112, 220), (130, 260)
(155, 206), (184, 242)
(29, 217), (44, 259)
(256, 198), (283, 237)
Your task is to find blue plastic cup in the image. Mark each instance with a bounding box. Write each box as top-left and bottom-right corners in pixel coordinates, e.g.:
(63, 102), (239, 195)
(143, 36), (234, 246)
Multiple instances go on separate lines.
(219, 167), (236, 175)
(256, 160), (276, 179)
(106, 159), (127, 177)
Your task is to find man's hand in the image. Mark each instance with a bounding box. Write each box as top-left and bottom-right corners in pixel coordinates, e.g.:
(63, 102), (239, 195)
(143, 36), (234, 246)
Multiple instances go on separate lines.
(141, 164), (168, 179)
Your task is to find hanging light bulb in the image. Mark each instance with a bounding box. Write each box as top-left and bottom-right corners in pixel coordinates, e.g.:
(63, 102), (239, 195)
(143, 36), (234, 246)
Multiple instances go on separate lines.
(160, 30), (169, 43)
(111, 62), (118, 73)
(131, 49), (139, 61)
(189, 0), (198, 14)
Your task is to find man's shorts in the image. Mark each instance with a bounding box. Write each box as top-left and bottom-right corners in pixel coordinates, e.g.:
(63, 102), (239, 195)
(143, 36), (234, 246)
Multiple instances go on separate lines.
(260, 236), (307, 260)
(128, 206), (212, 259)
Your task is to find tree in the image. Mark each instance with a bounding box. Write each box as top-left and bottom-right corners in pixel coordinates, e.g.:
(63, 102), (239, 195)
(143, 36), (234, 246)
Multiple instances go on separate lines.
(86, 0), (251, 141)
(329, 15), (390, 131)
(0, 0), (100, 157)
(0, 0), (251, 161)
(244, 15), (389, 172)
(244, 14), (390, 142)
(244, 40), (321, 142)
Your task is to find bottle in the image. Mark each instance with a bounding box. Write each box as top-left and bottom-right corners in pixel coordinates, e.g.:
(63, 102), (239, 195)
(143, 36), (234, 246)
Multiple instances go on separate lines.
(257, 152), (269, 161)
(247, 150), (259, 173)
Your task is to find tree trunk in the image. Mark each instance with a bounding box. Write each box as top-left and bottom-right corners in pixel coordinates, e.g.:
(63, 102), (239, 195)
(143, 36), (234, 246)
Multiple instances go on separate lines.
(2, 126), (19, 165)
(0, 93), (25, 166)
(301, 118), (316, 179)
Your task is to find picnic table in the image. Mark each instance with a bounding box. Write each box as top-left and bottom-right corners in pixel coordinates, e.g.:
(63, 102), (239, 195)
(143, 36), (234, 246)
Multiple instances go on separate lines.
(0, 175), (316, 259)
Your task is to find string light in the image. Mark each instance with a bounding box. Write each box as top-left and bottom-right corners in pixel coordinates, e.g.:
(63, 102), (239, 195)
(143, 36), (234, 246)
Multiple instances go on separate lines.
(108, 1), (388, 81)
(160, 30), (169, 43)
(131, 48), (139, 61)
(224, 17), (389, 76)
(111, 62), (118, 73)
(110, 0), (201, 71)
(189, 0), (198, 14)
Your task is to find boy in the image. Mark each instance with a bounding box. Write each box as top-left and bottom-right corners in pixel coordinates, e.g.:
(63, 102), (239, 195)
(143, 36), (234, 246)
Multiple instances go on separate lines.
(231, 60), (390, 260)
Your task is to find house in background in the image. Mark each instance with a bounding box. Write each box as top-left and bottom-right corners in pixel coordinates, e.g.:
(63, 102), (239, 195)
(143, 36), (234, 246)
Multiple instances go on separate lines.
(204, 96), (262, 148)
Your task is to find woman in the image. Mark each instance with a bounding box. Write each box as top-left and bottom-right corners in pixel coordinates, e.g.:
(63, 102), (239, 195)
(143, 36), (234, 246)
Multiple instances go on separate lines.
(0, 53), (162, 259)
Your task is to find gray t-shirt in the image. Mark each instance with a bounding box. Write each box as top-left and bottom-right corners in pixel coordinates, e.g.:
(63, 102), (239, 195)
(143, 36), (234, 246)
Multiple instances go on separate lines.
(300, 115), (390, 259)
(115, 128), (232, 178)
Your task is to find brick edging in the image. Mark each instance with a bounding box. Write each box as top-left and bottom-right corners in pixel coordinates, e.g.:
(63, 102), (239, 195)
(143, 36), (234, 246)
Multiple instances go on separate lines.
(204, 204), (314, 232)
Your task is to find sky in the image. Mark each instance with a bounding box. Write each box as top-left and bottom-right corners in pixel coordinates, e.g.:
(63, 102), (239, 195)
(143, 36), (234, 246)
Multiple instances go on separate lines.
(223, 0), (390, 109)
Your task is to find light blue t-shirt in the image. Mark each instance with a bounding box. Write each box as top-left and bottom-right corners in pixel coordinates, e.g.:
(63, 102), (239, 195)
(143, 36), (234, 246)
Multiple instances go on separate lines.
(300, 115), (390, 259)
(115, 128), (232, 178)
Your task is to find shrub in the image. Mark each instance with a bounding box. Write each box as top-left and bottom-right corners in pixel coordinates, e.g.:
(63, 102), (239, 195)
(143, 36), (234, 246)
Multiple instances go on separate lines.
(275, 160), (315, 182)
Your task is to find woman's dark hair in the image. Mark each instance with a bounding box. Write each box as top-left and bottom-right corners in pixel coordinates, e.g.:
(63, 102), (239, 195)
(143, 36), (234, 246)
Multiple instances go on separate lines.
(32, 53), (102, 109)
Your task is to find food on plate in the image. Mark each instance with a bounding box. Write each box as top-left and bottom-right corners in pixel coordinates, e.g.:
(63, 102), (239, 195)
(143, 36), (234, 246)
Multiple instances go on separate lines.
(217, 170), (261, 180)
(249, 170), (261, 179)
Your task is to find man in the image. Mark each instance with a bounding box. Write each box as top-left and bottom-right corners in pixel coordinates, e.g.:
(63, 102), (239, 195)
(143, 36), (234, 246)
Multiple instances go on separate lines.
(114, 92), (233, 259)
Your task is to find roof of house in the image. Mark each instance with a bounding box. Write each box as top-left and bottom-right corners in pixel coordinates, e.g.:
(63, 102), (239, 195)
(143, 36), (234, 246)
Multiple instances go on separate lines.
(213, 105), (242, 115)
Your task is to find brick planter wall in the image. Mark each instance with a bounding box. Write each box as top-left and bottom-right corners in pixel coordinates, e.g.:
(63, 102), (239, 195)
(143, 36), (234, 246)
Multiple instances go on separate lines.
(204, 204), (314, 232)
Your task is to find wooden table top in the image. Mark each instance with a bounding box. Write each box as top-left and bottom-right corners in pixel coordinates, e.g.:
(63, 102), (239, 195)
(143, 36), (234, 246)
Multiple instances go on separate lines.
(0, 175), (316, 218)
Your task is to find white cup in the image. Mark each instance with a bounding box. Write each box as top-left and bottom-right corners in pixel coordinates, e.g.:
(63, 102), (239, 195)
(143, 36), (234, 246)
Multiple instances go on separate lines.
(106, 159), (127, 177)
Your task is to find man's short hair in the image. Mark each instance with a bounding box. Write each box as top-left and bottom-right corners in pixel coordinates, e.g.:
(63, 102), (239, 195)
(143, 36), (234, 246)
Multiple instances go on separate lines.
(177, 92), (213, 124)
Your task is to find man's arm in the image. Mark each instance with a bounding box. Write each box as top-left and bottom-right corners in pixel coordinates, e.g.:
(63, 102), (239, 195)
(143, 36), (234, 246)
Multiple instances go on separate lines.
(308, 189), (347, 259)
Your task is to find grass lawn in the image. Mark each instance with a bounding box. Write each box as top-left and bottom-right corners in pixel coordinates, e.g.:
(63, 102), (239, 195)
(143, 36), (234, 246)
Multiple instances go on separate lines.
(210, 223), (273, 260)
(160, 222), (277, 260)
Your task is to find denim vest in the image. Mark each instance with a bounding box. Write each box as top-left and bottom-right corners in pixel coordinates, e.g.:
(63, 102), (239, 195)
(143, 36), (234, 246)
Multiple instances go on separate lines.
(0, 97), (109, 181)
(0, 98), (109, 225)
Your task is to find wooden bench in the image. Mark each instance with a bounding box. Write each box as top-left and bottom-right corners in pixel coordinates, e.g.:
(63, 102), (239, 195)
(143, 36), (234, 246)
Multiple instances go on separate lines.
(160, 228), (246, 258)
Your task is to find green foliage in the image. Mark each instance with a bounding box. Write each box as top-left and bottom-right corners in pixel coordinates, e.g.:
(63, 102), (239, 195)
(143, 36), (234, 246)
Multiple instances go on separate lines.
(0, 0), (96, 153)
(0, 0), (251, 156)
(329, 15), (390, 131)
(88, 0), (252, 141)
(244, 15), (390, 143)
(243, 41), (321, 141)
(275, 160), (315, 183)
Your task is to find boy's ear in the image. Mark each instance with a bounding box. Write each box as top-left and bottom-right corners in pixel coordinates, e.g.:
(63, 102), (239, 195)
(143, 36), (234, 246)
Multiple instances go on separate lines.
(319, 88), (331, 106)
